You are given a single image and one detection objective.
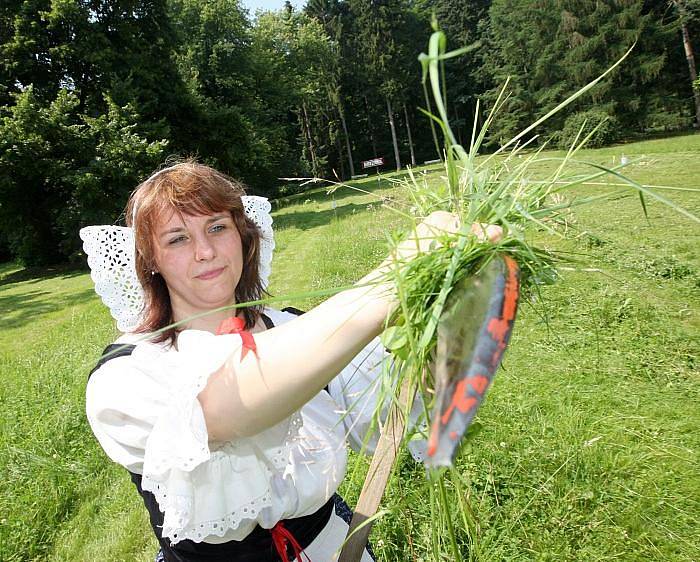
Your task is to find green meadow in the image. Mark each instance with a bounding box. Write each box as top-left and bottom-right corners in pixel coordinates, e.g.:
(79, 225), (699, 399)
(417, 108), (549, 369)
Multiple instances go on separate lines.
(1, 133), (698, 561)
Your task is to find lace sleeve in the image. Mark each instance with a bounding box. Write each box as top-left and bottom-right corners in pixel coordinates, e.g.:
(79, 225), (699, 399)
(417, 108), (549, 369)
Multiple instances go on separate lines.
(86, 332), (308, 544)
(324, 338), (388, 454)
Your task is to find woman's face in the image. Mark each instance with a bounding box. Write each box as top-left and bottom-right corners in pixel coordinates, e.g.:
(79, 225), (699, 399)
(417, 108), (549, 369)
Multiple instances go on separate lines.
(152, 209), (244, 321)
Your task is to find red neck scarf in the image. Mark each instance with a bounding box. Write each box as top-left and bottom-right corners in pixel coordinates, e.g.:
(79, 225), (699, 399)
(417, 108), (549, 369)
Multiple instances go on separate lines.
(216, 316), (258, 360)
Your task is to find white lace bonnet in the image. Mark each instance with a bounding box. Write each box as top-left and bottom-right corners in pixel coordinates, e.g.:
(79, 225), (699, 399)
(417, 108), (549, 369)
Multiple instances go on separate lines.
(80, 181), (274, 333)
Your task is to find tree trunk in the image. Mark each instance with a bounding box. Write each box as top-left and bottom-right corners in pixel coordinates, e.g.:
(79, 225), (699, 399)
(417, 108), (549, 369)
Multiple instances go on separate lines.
(339, 106), (355, 177)
(298, 110), (310, 168)
(364, 95), (378, 156)
(403, 103), (416, 167)
(386, 97), (401, 172)
(302, 101), (318, 176)
(335, 136), (346, 180)
(680, 16), (700, 126)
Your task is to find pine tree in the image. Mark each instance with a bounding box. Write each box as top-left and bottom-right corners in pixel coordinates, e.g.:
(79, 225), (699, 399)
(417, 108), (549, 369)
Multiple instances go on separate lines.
(348, 0), (415, 171)
(305, 0), (359, 177)
(671, 0), (700, 124)
(485, 0), (680, 143)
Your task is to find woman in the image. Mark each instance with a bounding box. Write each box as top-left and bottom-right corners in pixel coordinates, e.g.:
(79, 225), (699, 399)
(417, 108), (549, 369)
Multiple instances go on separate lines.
(82, 162), (493, 561)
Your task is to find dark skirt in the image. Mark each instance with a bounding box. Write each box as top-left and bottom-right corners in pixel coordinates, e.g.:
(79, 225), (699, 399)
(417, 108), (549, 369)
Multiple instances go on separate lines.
(153, 494), (376, 562)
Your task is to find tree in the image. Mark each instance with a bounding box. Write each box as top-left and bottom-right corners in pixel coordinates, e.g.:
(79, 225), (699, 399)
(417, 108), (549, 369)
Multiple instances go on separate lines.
(671, 0), (700, 124)
(347, 0), (405, 171)
(417, 0), (491, 146)
(484, 0), (679, 143)
(251, 10), (342, 179)
(305, 0), (358, 178)
(168, 0), (278, 188)
(0, 88), (166, 264)
(482, 0), (564, 142)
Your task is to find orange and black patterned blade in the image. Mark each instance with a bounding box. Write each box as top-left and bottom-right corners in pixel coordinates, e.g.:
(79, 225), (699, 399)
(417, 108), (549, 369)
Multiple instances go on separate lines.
(425, 255), (520, 468)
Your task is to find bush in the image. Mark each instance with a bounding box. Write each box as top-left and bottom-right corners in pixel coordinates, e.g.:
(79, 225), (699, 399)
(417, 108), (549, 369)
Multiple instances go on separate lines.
(0, 88), (167, 265)
(555, 109), (621, 149)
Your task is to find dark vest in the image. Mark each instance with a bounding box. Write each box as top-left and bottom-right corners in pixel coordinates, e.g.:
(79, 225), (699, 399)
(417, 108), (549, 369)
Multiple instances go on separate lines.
(88, 308), (360, 562)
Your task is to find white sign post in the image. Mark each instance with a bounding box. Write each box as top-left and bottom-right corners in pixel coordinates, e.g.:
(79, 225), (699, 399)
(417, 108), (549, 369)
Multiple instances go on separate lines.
(361, 157), (385, 170)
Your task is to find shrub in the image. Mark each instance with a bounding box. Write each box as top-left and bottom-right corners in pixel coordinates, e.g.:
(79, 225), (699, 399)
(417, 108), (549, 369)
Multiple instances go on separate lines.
(555, 109), (621, 149)
(0, 88), (167, 265)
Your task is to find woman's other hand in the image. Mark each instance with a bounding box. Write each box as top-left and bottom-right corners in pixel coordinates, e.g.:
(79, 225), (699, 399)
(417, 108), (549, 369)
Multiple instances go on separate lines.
(395, 212), (503, 262)
(470, 222), (503, 243)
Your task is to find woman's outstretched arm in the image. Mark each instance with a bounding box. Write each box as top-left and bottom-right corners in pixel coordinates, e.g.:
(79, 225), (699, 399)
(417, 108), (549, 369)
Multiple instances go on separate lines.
(198, 212), (498, 441)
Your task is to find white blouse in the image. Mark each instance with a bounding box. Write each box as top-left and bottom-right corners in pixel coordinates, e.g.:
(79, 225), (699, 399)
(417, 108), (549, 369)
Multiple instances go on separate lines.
(86, 308), (389, 545)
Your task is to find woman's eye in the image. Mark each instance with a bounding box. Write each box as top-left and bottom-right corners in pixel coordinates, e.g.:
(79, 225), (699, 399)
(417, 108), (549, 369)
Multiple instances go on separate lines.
(209, 224), (226, 233)
(168, 235), (187, 245)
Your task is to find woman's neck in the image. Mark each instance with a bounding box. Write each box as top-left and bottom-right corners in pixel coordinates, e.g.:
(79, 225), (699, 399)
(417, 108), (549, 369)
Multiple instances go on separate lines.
(172, 306), (238, 334)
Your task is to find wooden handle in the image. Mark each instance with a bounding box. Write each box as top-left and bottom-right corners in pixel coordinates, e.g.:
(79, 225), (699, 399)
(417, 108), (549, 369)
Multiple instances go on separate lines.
(338, 382), (412, 562)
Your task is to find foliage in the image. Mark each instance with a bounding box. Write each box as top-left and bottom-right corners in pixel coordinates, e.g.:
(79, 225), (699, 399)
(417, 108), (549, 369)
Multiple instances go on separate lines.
(167, 0), (288, 190)
(554, 108), (622, 149)
(251, 9), (340, 178)
(483, 0), (687, 144)
(349, 0), (410, 101)
(0, 87), (167, 265)
(0, 0), (698, 264)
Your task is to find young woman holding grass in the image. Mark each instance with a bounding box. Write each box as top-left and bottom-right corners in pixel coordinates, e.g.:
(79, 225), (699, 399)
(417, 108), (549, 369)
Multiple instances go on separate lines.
(82, 161), (500, 562)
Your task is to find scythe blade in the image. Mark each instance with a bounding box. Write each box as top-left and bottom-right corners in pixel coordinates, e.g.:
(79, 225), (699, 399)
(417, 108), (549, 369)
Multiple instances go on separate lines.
(425, 254), (520, 468)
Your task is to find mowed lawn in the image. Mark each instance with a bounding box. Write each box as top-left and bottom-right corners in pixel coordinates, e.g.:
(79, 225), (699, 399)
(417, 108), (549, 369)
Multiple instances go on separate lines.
(1, 133), (698, 561)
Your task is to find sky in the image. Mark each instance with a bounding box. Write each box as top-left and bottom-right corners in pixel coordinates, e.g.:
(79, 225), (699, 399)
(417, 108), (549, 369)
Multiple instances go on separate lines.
(240, 0), (305, 14)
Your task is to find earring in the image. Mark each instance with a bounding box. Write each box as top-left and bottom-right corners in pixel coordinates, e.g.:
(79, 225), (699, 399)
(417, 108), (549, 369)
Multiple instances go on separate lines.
(151, 270), (157, 276)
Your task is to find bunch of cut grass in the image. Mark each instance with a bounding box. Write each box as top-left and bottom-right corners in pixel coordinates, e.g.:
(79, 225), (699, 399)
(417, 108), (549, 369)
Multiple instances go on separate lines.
(345, 24), (700, 561)
(373, 24), (699, 408)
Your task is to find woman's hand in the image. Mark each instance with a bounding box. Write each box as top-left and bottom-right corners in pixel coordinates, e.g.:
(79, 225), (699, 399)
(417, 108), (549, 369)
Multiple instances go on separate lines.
(395, 211), (503, 262)
(470, 222), (503, 243)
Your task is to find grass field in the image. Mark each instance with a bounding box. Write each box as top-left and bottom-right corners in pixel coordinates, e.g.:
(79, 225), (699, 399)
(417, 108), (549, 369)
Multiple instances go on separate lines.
(1, 133), (698, 561)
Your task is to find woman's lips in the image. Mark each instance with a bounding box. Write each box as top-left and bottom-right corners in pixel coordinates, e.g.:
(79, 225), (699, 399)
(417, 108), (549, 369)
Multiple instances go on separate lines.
(196, 267), (225, 280)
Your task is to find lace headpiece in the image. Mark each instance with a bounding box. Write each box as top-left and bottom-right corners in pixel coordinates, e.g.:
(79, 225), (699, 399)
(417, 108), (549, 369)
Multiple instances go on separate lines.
(80, 196), (274, 333)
